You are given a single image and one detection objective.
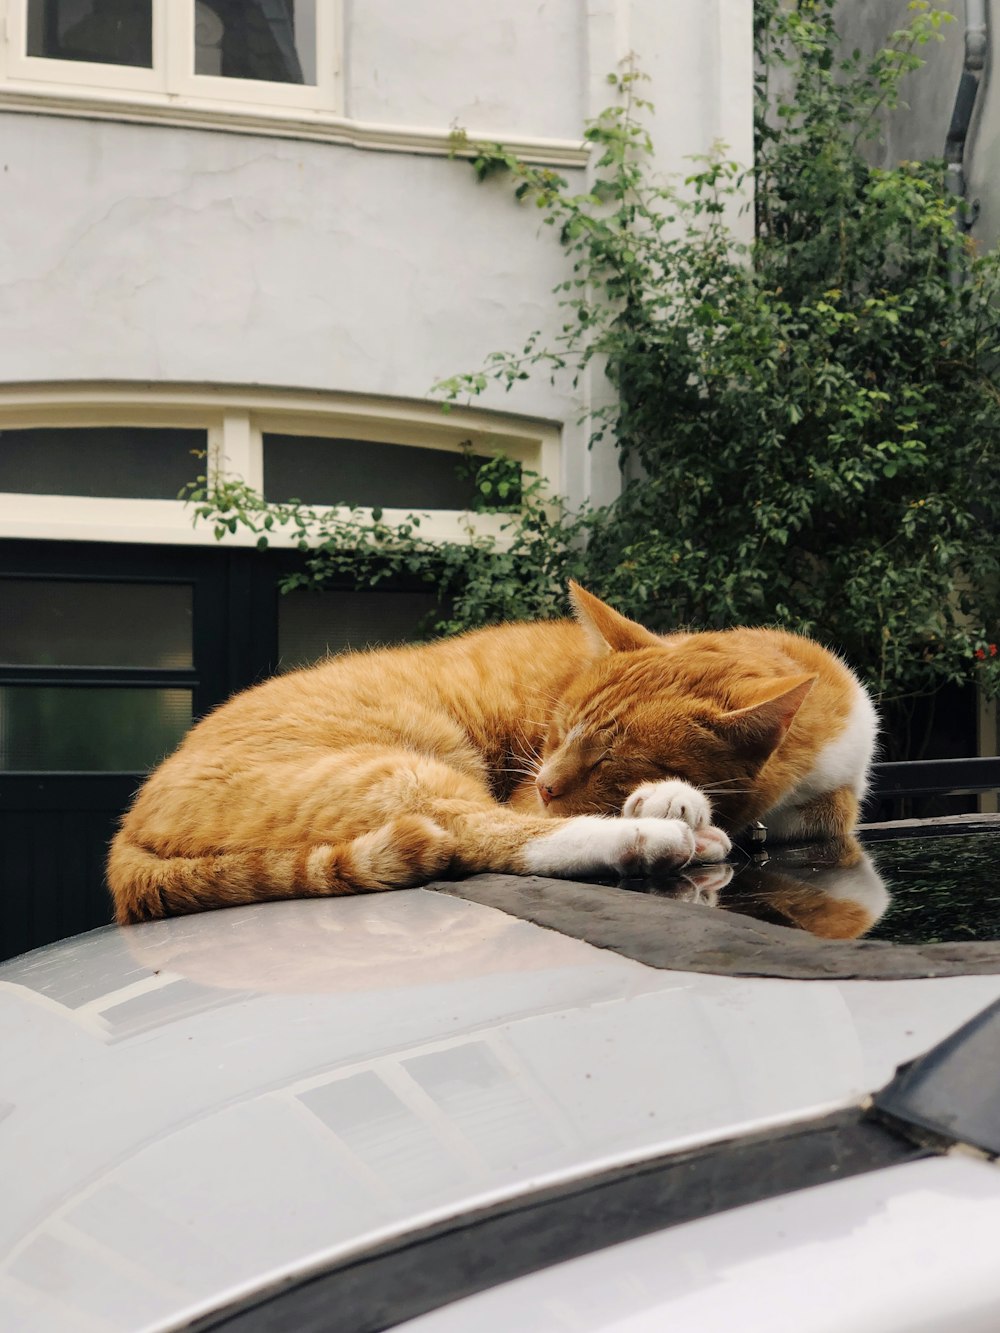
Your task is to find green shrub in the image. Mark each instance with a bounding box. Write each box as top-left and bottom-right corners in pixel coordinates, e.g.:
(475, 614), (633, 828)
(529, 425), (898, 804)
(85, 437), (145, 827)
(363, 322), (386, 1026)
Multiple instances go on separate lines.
(188, 0), (1000, 749)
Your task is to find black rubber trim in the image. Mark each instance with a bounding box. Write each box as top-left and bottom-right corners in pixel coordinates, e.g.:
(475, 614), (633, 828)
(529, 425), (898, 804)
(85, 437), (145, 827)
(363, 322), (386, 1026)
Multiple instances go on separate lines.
(193, 1110), (927, 1333)
(873, 997), (1000, 1157)
(871, 757), (1000, 798)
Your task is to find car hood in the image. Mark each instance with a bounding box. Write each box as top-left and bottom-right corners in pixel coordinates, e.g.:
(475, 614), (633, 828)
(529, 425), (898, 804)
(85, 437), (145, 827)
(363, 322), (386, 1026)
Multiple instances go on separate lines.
(3, 888), (1000, 1332)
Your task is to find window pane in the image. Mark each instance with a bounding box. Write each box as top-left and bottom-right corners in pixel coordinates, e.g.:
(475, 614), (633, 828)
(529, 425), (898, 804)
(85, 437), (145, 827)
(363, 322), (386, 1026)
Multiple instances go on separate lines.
(0, 580), (193, 669)
(195, 0), (317, 84)
(0, 427), (205, 500)
(263, 435), (501, 510)
(278, 589), (439, 670)
(0, 688), (191, 771)
(27, 0), (153, 69)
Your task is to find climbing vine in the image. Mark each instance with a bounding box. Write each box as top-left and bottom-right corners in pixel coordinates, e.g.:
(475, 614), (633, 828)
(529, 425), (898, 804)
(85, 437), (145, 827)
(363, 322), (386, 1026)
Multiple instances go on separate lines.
(187, 0), (1000, 751)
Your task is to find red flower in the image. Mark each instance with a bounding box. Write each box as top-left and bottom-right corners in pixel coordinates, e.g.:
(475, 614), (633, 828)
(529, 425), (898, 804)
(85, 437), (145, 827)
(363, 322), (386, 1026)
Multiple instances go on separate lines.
(991, 644), (998, 657)
(975, 649), (986, 660)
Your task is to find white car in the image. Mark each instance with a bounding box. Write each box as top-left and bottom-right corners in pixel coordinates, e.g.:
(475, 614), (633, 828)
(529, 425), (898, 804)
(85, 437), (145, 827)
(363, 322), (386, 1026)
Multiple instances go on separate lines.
(2, 821), (1000, 1332)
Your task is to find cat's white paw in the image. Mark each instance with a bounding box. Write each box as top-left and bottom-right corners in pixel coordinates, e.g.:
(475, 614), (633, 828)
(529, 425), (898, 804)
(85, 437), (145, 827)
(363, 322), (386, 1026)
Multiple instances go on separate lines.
(692, 825), (732, 863)
(670, 863), (735, 906)
(523, 815), (696, 879)
(623, 778), (713, 829)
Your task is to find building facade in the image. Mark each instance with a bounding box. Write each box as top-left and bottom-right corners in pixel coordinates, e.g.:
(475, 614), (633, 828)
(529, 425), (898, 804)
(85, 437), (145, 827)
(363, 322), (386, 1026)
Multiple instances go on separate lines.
(0, 0), (754, 956)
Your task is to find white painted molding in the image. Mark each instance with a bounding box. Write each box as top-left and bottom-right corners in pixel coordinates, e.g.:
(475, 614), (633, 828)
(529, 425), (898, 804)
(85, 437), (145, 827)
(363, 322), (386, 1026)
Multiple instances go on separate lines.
(0, 381), (561, 453)
(0, 491), (515, 549)
(0, 381), (562, 547)
(0, 88), (590, 166)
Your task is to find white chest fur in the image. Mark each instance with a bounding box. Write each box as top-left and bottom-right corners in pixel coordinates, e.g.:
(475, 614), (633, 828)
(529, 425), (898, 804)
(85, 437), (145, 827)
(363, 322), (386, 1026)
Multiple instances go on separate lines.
(765, 675), (879, 832)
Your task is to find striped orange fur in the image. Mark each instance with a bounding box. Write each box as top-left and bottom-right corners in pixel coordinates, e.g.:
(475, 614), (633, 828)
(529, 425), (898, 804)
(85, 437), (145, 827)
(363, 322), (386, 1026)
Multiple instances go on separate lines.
(107, 584), (877, 924)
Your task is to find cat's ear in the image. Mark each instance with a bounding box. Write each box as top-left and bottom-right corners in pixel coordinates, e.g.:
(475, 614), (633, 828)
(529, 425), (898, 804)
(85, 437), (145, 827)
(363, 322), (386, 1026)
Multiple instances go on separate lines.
(569, 582), (661, 655)
(714, 674), (817, 762)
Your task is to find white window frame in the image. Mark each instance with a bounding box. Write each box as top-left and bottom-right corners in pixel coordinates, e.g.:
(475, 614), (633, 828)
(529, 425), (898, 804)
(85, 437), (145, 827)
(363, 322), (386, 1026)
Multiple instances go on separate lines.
(0, 0), (587, 163)
(0, 383), (562, 549)
(3, 0), (340, 113)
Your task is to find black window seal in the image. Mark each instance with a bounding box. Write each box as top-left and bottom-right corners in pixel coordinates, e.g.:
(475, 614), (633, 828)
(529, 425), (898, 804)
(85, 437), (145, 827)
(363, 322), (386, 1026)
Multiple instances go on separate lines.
(189, 992), (1000, 1333)
(188, 1108), (928, 1333)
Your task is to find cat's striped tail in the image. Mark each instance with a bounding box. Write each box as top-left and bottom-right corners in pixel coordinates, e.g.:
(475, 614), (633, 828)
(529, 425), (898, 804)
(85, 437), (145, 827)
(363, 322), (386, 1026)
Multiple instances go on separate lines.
(106, 816), (456, 924)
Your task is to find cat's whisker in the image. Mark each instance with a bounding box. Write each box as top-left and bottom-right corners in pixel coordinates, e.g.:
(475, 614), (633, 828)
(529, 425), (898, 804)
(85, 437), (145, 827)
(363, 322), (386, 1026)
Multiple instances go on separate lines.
(504, 754), (540, 777)
(509, 738), (541, 769)
(512, 746), (544, 767)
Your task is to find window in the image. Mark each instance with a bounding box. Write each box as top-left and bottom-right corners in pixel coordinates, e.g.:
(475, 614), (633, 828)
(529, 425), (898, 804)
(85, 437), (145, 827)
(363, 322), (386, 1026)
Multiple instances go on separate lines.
(194, 0), (317, 85)
(0, 573), (196, 772)
(277, 587), (440, 671)
(262, 434), (504, 511)
(0, 577), (192, 666)
(0, 386), (559, 549)
(0, 684), (192, 770)
(0, 1), (590, 160)
(27, 0), (153, 69)
(5, 0), (338, 111)
(0, 426), (205, 500)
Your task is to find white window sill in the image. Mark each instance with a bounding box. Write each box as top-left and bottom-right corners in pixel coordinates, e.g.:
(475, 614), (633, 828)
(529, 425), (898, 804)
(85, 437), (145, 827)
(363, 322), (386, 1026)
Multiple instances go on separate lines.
(0, 84), (590, 166)
(0, 492), (520, 548)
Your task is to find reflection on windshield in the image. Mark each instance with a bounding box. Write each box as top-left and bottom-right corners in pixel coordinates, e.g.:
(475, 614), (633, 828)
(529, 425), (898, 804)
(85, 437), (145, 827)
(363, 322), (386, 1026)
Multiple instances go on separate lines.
(864, 831), (1000, 945)
(719, 839), (890, 939)
(621, 837), (890, 940)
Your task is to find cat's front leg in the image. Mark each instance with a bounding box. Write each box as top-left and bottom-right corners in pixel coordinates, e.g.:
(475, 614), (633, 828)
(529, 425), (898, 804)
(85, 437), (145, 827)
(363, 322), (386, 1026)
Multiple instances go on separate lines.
(622, 780), (733, 862)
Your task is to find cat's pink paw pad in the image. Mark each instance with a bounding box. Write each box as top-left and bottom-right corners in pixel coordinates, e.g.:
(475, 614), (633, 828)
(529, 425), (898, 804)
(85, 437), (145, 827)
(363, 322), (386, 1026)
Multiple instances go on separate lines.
(623, 779), (712, 829)
(692, 825), (732, 863)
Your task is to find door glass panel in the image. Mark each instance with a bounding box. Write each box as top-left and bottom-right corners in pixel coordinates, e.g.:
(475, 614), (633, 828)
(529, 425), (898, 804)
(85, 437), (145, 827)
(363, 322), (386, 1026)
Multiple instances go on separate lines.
(277, 589), (438, 670)
(195, 0), (317, 84)
(0, 427), (205, 500)
(0, 688), (191, 771)
(0, 580), (193, 668)
(27, 0), (154, 68)
(263, 435), (503, 510)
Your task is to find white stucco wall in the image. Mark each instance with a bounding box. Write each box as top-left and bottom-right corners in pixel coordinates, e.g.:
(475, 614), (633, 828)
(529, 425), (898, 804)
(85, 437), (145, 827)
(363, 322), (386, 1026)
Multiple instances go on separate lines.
(962, 7), (1000, 249)
(344, 0), (588, 138)
(833, 1), (999, 250)
(0, 0), (755, 511)
(834, 0), (964, 168)
(0, 115), (584, 412)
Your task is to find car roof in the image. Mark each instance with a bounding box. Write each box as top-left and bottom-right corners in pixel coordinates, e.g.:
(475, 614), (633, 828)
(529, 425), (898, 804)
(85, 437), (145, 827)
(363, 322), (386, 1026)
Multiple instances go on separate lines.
(3, 884), (1000, 1332)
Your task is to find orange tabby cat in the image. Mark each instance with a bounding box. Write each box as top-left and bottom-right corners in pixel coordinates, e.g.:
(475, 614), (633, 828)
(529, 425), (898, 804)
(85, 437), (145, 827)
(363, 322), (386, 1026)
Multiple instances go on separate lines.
(107, 584), (877, 924)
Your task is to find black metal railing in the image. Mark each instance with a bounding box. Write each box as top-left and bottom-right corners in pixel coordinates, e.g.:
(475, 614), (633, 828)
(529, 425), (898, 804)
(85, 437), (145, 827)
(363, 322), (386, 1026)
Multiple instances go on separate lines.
(870, 757), (1000, 800)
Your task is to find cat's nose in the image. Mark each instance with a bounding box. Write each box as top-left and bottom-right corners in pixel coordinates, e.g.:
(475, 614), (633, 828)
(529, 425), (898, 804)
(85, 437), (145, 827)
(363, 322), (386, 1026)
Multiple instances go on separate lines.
(536, 778), (561, 806)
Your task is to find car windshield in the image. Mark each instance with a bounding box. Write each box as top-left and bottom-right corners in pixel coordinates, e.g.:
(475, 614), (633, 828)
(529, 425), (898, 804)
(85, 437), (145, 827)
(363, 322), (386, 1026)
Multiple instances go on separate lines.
(683, 826), (1000, 947)
(439, 817), (1000, 980)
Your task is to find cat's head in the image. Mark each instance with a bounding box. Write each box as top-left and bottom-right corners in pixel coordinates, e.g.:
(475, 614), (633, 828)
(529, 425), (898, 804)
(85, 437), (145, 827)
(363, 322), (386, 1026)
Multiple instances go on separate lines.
(533, 584), (815, 830)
